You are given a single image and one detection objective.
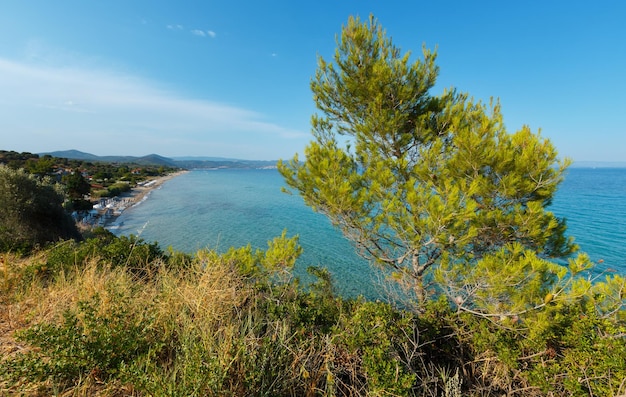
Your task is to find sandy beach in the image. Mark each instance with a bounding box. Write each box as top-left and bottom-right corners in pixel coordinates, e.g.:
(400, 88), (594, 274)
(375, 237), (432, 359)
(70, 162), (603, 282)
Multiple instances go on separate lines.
(79, 170), (189, 229)
(121, 170), (188, 210)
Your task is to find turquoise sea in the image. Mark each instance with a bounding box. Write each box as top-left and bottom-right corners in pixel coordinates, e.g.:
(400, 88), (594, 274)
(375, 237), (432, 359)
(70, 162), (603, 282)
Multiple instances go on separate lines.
(111, 167), (626, 297)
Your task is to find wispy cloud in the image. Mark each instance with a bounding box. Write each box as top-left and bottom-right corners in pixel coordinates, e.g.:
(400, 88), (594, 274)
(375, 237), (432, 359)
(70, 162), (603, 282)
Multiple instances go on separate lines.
(192, 29), (217, 38)
(168, 25), (217, 40)
(0, 58), (306, 159)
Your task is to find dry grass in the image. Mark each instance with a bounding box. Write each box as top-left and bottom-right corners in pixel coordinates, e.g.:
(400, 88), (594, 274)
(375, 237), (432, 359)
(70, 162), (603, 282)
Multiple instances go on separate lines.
(6, 244), (621, 396)
(1, 253), (39, 358)
(0, 253), (415, 395)
(0, 249), (259, 396)
(152, 251), (250, 335)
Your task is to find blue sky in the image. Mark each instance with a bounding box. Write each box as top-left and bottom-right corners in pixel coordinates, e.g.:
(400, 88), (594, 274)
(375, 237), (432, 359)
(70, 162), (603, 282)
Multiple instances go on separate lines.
(0, 1), (624, 161)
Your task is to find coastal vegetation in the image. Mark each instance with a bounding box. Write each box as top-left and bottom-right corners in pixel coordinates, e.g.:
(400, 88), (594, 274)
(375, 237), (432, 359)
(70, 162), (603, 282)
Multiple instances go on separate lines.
(2, 230), (626, 396)
(0, 166), (81, 253)
(0, 151), (181, 248)
(2, 16), (626, 396)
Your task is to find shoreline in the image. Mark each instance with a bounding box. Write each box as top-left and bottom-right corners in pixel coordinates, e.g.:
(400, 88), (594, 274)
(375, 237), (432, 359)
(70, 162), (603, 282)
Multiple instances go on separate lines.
(79, 170), (189, 230)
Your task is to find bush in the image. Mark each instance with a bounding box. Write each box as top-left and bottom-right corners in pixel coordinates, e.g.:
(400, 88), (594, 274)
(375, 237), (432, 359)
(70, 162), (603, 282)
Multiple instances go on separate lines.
(3, 292), (160, 388)
(339, 301), (417, 395)
(106, 182), (131, 197)
(0, 165), (81, 253)
(22, 232), (166, 286)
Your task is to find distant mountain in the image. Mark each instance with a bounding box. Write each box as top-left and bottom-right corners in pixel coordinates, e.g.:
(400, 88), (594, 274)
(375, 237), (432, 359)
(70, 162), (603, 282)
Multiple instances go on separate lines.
(41, 150), (177, 167)
(41, 150), (277, 169)
(41, 149), (101, 161)
(95, 154), (178, 167)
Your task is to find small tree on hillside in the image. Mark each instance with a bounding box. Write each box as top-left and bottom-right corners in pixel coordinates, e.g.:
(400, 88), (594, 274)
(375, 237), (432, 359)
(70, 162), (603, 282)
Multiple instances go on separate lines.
(279, 16), (575, 308)
(63, 171), (91, 201)
(63, 170), (93, 210)
(0, 165), (81, 253)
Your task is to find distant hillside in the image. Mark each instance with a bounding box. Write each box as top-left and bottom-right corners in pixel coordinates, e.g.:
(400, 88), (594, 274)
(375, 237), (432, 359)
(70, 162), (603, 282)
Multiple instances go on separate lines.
(97, 154), (178, 167)
(41, 149), (101, 161)
(41, 150), (277, 169)
(41, 150), (178, 167)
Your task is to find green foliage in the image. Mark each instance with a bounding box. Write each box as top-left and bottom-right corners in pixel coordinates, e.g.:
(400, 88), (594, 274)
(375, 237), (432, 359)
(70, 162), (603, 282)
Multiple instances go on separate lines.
(435, 243), (581, 319)
(12, 231), (168, 287)
(3, 292), (160, 387)
(340, 301), (417, 395)
(279, 15), (574, 306)
(2, 233), (626, 395)
(68, 198), (94, 211)
(262, 266), (348, 335)
(0, 165), (81, 253)
(99, 235), (164, 277)
(62, 171), (91, 200)
(122, 333), (232, 396)
(262, 229), (303, 275)
(106, 181), (131, 197)
(25, 155), (55, 175)
(0, 150), (40, 169)
(202, 230), (303, 282)
(101, 234), (164, 272)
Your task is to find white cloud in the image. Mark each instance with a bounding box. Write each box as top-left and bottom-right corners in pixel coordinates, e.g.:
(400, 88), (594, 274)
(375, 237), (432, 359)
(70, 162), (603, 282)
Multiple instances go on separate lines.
(167, 24), (183, 30)
(191, 29), (216, 38)
(0, 58), (307, 159)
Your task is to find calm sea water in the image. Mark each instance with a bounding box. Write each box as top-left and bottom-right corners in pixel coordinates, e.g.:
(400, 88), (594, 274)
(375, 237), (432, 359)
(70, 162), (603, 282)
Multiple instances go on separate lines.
(112, 169), (379, 297)
(552, 168), (626, 272)
(112, 167), (626, 297)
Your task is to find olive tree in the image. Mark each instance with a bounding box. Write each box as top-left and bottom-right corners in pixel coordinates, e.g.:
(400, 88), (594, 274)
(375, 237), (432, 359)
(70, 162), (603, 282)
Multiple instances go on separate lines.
(279, 16), (575, 308)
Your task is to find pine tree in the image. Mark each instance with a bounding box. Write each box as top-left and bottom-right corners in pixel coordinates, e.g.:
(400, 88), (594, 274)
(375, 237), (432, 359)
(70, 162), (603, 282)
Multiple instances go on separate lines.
(279, 15), (575, 306)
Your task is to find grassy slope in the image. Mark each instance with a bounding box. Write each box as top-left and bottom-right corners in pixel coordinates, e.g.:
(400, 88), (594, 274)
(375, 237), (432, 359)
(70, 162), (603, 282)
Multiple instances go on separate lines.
(1, 238), (626, 396)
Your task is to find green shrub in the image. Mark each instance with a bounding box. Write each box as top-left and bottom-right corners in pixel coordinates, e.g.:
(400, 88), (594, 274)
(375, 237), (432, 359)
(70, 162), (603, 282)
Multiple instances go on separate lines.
(340, 301), (417, 395)
(101, 234), (164, 273)
(2, 292), (161, 389)
(106, 182), (131, 197)
(0, 165), (81, 253)
(28, 232), (165, 285)
(526, 307), (626, 396)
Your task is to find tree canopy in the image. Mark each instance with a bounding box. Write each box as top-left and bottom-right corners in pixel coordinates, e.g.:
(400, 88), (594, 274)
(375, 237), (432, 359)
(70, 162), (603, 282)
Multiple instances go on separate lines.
(0, 165), (81, 253)
(279, 15), (575, 307)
